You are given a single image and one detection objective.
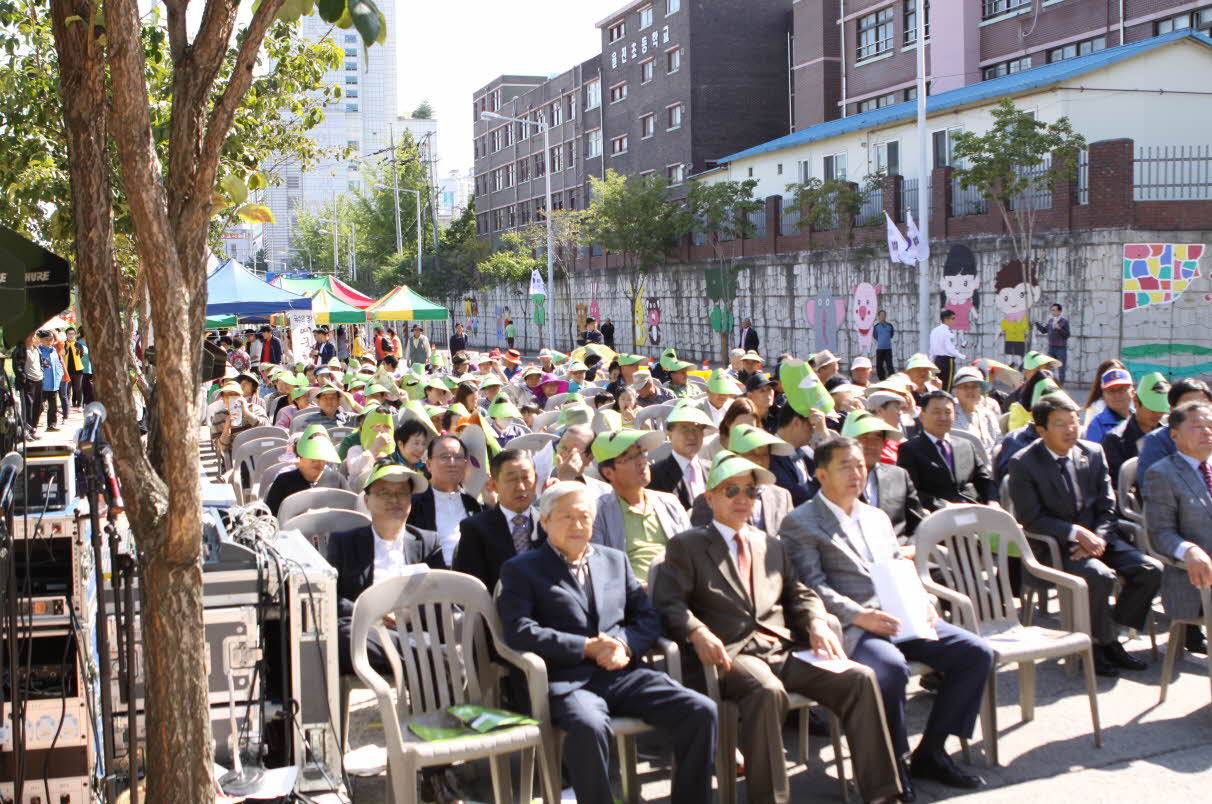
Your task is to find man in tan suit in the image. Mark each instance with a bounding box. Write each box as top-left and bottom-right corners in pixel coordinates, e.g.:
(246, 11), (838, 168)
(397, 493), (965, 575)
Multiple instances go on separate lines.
(652, 451), (901, 804)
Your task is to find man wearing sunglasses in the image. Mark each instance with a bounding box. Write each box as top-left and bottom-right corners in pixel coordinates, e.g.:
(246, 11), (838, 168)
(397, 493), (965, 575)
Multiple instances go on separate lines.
(652, 451), (902, 804)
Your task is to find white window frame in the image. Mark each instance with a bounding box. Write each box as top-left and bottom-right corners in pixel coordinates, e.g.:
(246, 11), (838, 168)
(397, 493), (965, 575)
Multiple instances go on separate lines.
(639, 4), (654, 29)
(856, 7), (895, 62)
(666, 45), (682, 74)
(585, 79), (602, 110)
(666, 163), (685, 185)
(823, 152), (848, 182)
(874, 140), (900, 176)
(666, 102), (684, 130)
(610, 134), (629, 156)
(608, 21), (626, 42)
(609, 81), (629, 104)
(586, 128), (603, 158)
(666, 0), (680, 16)
(640, 113), (655, 139)
(640, 57), (655, 84)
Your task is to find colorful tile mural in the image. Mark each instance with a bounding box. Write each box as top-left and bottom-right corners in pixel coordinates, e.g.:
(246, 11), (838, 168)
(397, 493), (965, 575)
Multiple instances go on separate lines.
(1122, 243), (1204, 311)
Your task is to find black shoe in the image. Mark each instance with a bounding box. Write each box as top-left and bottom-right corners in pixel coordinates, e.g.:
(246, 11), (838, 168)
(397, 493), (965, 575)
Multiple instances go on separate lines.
(46, 426), (60, 432)
(909, 748), (983, 790)
(1092, 647), (1120, 678)
(1102, 641), (1147, 671)
(420, 771), (465, 804)
(1185, 625), (1207, 655)
(807, 708), (830, 737)
(919, 671), (943, 694)
(897, 756), (917, 802)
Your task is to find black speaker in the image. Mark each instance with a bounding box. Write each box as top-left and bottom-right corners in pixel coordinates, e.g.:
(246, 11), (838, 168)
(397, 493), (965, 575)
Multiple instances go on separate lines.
(143, 340), (228, 384)
(0, 226), (72, 349)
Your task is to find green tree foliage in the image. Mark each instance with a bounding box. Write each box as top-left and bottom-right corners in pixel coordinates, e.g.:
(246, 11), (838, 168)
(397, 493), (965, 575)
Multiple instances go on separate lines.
(411, 99), (434, 119)
(687, 179), (761, 358)
(582, 169), (689, 349)
(508, 207), (587, 343)
(785, 171), (883, 247)
(951, 99), (1086, 271)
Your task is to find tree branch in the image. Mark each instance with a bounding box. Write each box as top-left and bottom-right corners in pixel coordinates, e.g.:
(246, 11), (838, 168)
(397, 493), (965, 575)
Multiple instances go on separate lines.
(164, 0), (187, 63)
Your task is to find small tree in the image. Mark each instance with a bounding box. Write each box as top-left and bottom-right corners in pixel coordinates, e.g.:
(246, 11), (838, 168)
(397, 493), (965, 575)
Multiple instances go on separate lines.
(786, 172), (883, 248)
(951, 99), (1086, 274)
(511, 207), (588, 345)
(411, 99), (435, 119)
(582, 169), (689, 350)
(687, 179), (762, 360)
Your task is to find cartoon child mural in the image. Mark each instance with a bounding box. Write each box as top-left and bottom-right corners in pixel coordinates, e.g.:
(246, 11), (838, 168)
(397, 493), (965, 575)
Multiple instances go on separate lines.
(851, 282), (881, 355)
(940, 245), (979, 347)
(646, 297), (662, 346)
(994, 259), (1041, 366)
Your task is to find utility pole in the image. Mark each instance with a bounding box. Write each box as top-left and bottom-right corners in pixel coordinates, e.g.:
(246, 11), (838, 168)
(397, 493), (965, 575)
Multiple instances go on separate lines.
(389, 125), (403, 255)
(914, 0), (931, 354)
(375, 184), (422, 276)
(331, 191), (339, 275)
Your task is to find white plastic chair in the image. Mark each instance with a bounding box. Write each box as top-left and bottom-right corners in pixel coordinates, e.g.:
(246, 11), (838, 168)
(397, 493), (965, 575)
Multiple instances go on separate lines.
(254, 461), (293, 500)
(231, 425), (288, 454)
(914, 505), (1101, 767)
(633, 403), (674, 431)
(276, 487), (364, 526)
(282, 507), (371, 554)
(350, 570), (554, 804)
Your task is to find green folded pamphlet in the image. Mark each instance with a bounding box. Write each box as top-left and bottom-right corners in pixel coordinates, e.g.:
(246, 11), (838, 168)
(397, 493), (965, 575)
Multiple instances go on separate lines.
(408, 705), (538, 742)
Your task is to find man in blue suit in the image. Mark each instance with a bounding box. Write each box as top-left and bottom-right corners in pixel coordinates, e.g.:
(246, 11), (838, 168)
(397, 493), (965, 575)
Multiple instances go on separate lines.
(497, 481), (717, 804)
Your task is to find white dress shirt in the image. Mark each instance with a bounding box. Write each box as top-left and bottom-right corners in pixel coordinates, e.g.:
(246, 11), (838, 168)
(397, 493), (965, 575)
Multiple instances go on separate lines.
(672, 451), (705, 499)
(818, 493), (899, 564)
(704, 398), (730, 427)
(372, 526), (411, 582)
(712, 519), (746, 570)
(929, 323), (965, 359)
(433, 489), (472, 566)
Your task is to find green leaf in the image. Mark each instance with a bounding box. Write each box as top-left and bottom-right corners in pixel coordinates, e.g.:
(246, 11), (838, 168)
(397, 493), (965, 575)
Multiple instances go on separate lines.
(237, 204), (276, 224)
(220, 174), (248, 205)
(348, 0), (381, 48)
(318, 0), (345, 24)
(247, 171), (267, 191)
(335, 7), (354, 28)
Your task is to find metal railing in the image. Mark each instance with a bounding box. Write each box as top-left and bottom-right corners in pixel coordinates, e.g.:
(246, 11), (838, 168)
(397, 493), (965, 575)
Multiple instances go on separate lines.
(747, 208), (767, 238)
(950, 175), (989, 216)
(1076, 150), (1089, 205)
(857, 185), (883, 228)
(1007, 161), (1052, 212)
(900, 178), (919, 222)
(1134, 144), (1212, 201)
(779, 197), (801, 235)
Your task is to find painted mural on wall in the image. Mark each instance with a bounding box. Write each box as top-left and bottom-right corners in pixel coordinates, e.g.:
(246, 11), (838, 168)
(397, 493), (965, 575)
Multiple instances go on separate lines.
(704, 264), (741, 335)
(631, 279), (647, 348)
(494, 305), (510, 342)
(993, 260), (1040, 363)
(646, 297), (662, 346)
(588, 280), (601, 322)
(851, 282), (881, 355)
(940, 245), (979, 347)
(1121, 243), (1204, 310)
(805, 289), (846, 354)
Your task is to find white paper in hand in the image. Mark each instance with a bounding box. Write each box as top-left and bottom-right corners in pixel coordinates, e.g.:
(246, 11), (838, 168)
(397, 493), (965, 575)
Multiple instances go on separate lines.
(870, 559), (938, 643)
(792, 648), (858, 674)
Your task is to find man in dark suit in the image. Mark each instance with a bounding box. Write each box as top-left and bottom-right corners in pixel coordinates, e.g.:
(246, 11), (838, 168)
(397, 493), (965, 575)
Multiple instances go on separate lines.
(769, 403), (822, 506)
(1142, 401), (1212, 652)
(738, 318), (760, 352)
(652, 451), (901, 804)
(897, 390), (998, 511)
(844, 411), (926, 546)
(646, 401), (715, 510)
(781, 438), (993, 798)
(452, 448), (544, 595)
(1008, 394), (1162, 676)
(498, 482), (717, 804)
(408, 434), (483, 566)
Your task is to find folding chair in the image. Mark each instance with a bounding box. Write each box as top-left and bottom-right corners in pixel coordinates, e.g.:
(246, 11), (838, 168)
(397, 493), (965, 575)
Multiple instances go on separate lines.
(276, 487), (364, 526)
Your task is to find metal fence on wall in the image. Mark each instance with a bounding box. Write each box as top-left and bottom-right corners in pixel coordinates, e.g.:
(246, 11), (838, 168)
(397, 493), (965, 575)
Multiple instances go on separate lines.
(900, 178), (919, 222)
(857, 185), (883, 228)
(1134, 144), (1212, 200)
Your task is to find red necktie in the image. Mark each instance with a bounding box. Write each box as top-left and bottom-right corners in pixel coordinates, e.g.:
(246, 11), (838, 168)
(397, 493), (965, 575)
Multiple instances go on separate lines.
(1201, 462), (1212, 497)
(734, 532), (752, 598)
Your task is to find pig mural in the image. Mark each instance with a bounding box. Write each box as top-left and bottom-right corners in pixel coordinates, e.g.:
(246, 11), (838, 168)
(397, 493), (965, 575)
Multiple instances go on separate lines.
(851, 282), (881, 355)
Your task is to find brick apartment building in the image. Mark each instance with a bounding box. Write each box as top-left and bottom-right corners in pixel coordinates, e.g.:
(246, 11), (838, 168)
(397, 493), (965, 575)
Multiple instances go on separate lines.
(794, 0), (1212, 129)
(472, 0), (792, 248)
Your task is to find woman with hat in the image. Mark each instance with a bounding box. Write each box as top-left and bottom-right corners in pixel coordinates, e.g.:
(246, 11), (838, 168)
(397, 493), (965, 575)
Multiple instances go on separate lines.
(236, 372), (266, 414)
(274, 384), (315, 430)
(951, 367), (1001, 457)
(342, 407), (399, 490)
(700, 397), (758, 461)
(487, 393), (528, 446)
(210, 380), (270, 468)
(264, 424), (350, 516)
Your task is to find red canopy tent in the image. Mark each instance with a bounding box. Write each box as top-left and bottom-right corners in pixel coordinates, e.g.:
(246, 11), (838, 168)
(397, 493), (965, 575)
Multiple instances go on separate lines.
(270, 275), (377, 309)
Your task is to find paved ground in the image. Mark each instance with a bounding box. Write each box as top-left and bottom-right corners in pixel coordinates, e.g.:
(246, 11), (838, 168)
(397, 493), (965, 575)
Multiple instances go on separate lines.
(342, 625), (1211, 803)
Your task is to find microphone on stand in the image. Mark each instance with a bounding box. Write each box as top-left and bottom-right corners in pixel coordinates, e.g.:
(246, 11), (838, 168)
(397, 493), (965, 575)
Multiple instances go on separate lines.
(98, 446), (125, 516)
(0, 451), (24, 511)
(78, 401), (107, 456)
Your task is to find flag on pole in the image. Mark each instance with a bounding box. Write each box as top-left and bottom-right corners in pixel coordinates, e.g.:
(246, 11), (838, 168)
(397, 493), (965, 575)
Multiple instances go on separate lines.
(885, 212), (914, 266)
(528, 269), (547, 298)
(906, 209), (929, 262)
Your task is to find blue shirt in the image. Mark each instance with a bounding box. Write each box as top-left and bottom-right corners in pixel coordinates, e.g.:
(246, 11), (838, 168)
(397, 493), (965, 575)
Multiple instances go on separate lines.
(874, 321), (895, 350)
(1136, 426), (1177, 481)
(1084, 405), (1128, 445)
(38, 344), (64, 392)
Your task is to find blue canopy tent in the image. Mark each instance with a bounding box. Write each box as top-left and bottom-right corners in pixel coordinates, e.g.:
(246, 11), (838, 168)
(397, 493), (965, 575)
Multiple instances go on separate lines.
(206, 259), (312, 316)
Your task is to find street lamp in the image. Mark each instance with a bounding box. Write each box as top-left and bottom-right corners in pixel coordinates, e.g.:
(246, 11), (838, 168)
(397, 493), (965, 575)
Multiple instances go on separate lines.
(481, 109), (554, 349)
(374, 184), (423, 276)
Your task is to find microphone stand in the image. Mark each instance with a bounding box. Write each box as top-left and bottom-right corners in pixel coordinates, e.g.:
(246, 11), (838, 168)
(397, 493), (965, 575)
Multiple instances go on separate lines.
(2, 488), (22, 804)
(83, 449), (119, 802)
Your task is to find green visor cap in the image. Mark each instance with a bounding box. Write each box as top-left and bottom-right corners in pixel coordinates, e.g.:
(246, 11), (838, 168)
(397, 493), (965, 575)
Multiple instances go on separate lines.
(1023, 350), (1062, 371)
(658, 349), (681, 371)
(1029, 378), (1071, 409)
(425, 377), (449, 392)
(841, 410), (900, 439)
(666, 358), (695, 373)
(591, 428), (665, 462)
(1137, 371), (1171, 414)
(363, 462), (429, 494)
(360, 409), (397, 452)
(480, 374), (504, 389)
(488, 394), (522, 420)
(441, 376), (459, 390)
(447, 402), (471, 419)
(779, 358), (835, 416)
(617, 353), (646, 366)
(592, 408), (624, 434)
(707, 450), (776, 489)
(327, 357), (342, 369)
(364, 383), (390, 396)
(289, 385), (313, 400)
(522, 365), (543, 378)
(727, 424), (794, 456)
(667, 400), (717, 431)
(707, 368), (744, 396)
(217, 381), (242, 396)
(281, 372), (309, 387)
(296, 424), (341, 463)
(556, 403), (593, 428)
(566, 360), (588, 373)
(905, 353), (939, 372)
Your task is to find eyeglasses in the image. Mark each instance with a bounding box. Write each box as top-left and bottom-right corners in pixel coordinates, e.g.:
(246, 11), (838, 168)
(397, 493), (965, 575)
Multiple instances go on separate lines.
(370, 489), (412, 501)
(721, 484), (763, 499)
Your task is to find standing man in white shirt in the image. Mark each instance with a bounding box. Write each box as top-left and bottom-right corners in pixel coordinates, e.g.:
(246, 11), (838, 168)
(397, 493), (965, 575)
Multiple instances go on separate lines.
(407, 434), (483, 565)
(929, 309), (966, 392)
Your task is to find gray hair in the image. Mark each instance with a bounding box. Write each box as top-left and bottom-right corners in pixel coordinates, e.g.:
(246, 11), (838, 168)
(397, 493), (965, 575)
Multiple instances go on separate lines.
(729, 348), (745, 358)
(538, 481), (596, 517)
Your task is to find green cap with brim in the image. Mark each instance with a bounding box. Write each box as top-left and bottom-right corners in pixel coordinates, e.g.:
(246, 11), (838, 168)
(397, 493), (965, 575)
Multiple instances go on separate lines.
(557, 404), (594, 429)
(617, 353), (646, 367)
(706, 450), (776, 490)
(1029, 378), (1069, 409)
(592, 408), (624, 434)
(360, 409), (397, 453)
(779, 357), (835, 415)
(349, 379), (367, 392)
(707, 368), (745, 396)
(423, 404), (447, 420)
(362, 462), (428, 494)
(218, 381), (242, 396)
(281, 372), (309, 387)
(488, 393), (522, 420)
(480, 374), (504, 389)
(296, 424), (341, 463)
(328, 357), (343, 369)
(658, 348), (681, 371)
(401, 400), (440, 435)
(522, 365), (543, 378)
(905, 353), (939, 372)
(1137, 371), (1171, 414)
(364, 383), (390, 397)
(566, 360), (589, 373)
(441, 376), (459, 390)
(289, 386), (313, 401)
(727, 424), (795, 457)
(1023, 350), (1062, 371)
(841, 410), (900, 439)
(425, 377), (448, 392)
(447, 402), (471, 419)
(665, 358), (695, 373)
(667, 400), (717, 431)
(591, 428), (666, 463)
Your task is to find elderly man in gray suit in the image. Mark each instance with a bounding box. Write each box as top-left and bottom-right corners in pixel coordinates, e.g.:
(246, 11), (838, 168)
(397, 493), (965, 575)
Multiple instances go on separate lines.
(589, 428), (691, 584)
(1143, 400), (1212, 653)
(780, 437), (994, 800)
(652, 450), (901, 804)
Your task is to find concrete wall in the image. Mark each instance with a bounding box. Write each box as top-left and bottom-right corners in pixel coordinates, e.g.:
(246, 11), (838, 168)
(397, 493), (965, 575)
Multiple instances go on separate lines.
(449, 226), (1212, 386)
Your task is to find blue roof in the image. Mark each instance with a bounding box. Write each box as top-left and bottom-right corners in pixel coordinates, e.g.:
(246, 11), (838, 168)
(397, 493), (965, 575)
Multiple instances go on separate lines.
(716, 30), (1212, 165)
(207, 259), (313, 316)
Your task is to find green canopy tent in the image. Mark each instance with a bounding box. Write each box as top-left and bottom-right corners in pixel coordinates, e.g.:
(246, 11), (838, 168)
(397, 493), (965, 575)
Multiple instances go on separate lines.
(206, 314), (238, 329)
(310, 288), (366, 324)
(365, 285), (449, 321)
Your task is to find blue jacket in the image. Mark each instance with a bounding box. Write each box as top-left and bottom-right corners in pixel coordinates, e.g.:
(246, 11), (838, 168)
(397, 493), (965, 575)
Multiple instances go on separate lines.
(497, 542), (659, 696)
(39, 345), (64, 391)
(1084, 405), (1128, 445)
(1137, 426), (1176, 481)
